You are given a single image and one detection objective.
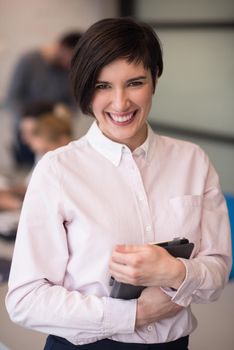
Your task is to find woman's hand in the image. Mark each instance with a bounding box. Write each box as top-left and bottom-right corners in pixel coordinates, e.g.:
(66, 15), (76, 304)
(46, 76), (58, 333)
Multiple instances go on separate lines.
(135, 287), (183, 328)
(109, 244), (186, 290)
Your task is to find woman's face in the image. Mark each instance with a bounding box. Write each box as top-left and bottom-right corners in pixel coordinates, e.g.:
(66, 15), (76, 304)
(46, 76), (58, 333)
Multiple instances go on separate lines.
(91, 59), (154, 151)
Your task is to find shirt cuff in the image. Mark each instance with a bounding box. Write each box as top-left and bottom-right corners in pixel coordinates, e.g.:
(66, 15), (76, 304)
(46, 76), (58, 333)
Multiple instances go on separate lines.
(162, 258), (201, 307)
(102, 297), (137, 335)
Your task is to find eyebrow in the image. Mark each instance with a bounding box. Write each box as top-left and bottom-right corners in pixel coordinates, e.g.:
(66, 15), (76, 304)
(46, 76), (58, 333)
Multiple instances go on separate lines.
(127, 76), (147, 83)
(96, 76), (147, 84)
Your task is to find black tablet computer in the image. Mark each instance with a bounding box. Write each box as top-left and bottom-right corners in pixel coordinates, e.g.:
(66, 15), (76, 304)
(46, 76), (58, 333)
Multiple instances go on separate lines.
(110, 238), (194, 300)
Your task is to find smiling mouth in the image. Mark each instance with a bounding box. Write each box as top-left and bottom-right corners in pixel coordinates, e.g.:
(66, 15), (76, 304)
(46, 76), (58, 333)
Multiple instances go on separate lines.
(106, 111), (137, 125)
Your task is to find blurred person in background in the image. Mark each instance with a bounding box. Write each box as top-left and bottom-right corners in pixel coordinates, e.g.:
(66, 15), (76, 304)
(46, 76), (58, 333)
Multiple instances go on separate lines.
(0, 103), (72, 211)
(0, 102), (54, 211)
(18, 101), (55, 165)
(20, 102), (72, 164)
(27, 107), (73, 161)
(6, 31), (82, 166)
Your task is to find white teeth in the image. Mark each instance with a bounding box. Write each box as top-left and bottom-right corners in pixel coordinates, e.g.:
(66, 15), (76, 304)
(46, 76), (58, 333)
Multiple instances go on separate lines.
(109, 112), (134, 123)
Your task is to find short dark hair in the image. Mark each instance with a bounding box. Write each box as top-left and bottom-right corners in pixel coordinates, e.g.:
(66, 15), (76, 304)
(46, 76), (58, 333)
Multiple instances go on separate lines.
(59, 32), (82, 49)
(70, 17), (163, 116)
(22, 101), (54, 119)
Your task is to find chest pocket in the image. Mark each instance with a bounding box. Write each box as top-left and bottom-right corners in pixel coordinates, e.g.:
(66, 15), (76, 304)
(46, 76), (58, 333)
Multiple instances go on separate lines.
(168, 195), (202, 254)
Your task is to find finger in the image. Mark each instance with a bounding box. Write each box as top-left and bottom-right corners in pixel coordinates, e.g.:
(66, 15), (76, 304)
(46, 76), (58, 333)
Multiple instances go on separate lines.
(109, 261), (141, 284)
(110, 271), (138, 285)
(112, 244), (150, 265)
(114, 244), (145, 253)
(109, 259), (134, 277)
(111, 250), (134, 265)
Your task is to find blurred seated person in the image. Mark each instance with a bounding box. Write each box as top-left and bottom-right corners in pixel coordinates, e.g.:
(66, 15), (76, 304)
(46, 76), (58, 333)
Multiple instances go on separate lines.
(0, 101), (54, 211)
(0, 105), (73, 211)
(6, 31), (82, 166)
(18, 101), (55, 165)
(27, 107), (73, 161)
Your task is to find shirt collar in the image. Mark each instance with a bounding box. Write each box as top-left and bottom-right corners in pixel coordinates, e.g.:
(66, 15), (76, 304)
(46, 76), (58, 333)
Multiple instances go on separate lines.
(86, 122), (123, 166)
(132, 124), (155, 164)
(86, 121), (155, 166)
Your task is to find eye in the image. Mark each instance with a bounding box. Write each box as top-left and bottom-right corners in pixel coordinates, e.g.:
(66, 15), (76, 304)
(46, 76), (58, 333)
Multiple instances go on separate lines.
(95, 83), (111, 90)
(128, 80), (143, 87)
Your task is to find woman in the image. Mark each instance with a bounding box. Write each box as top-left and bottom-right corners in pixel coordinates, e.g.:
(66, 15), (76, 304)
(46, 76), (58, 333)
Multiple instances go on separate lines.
(6, 17), (232, 350)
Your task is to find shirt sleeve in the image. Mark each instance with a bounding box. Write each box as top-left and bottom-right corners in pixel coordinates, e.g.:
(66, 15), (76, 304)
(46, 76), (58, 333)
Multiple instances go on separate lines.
(5, 154), (136, 342)
(163, 154), (232, 307)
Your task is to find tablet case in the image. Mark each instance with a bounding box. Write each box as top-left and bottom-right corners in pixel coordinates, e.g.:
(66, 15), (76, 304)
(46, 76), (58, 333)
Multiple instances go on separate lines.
(110, 238), (194, 300)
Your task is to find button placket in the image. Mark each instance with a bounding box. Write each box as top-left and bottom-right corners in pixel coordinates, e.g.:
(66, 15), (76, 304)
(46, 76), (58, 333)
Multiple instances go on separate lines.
(128, 154), (154, 243)
(147, 325), (153, 332)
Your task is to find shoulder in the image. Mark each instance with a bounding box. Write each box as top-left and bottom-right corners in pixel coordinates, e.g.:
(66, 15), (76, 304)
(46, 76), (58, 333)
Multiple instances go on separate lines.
(28, 137), (88, 186)
(38, 137), (89, 169)
(11, 51), (41, 75)
(151, 133), (219, 186)
(42, 136), (87, 158)
(152, 132), (210, 169)
(157, 133), (206, 155)
(16, 50), (40, 65)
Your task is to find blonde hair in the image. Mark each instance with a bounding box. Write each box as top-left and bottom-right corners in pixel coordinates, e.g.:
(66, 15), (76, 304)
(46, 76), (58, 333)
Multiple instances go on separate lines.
(33, 107), (73, 143)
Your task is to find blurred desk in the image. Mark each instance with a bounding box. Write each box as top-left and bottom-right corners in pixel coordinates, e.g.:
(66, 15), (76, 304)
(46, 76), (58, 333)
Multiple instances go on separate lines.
(0, 237), (14, 284)
(0, 258), (11, 283)
(0, 283), (46, 350)
(0, 210), (20, 241)
(0, 209), (19, 283)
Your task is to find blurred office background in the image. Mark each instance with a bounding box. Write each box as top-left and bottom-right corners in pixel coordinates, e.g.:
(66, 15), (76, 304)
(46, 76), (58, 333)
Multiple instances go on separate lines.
(0, 1), (233, 349)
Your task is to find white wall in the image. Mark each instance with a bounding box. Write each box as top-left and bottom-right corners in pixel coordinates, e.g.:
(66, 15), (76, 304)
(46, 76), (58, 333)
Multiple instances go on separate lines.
(136, 0), (234, 20)
(151, 30), (234, 134)
(136, 0), (234, 192)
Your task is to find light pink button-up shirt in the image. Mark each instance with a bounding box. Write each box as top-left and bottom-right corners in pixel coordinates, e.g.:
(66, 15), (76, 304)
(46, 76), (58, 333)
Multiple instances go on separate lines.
(6, 122), (232, 345)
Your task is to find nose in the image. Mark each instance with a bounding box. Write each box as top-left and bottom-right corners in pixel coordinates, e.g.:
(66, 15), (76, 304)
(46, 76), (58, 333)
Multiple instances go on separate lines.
(111, 88), (130, 112)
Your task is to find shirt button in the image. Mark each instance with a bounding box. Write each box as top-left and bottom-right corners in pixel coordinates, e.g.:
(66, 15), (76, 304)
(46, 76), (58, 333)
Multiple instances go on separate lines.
(147, 325), (153, 331)
(146, 225), (151, 232)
